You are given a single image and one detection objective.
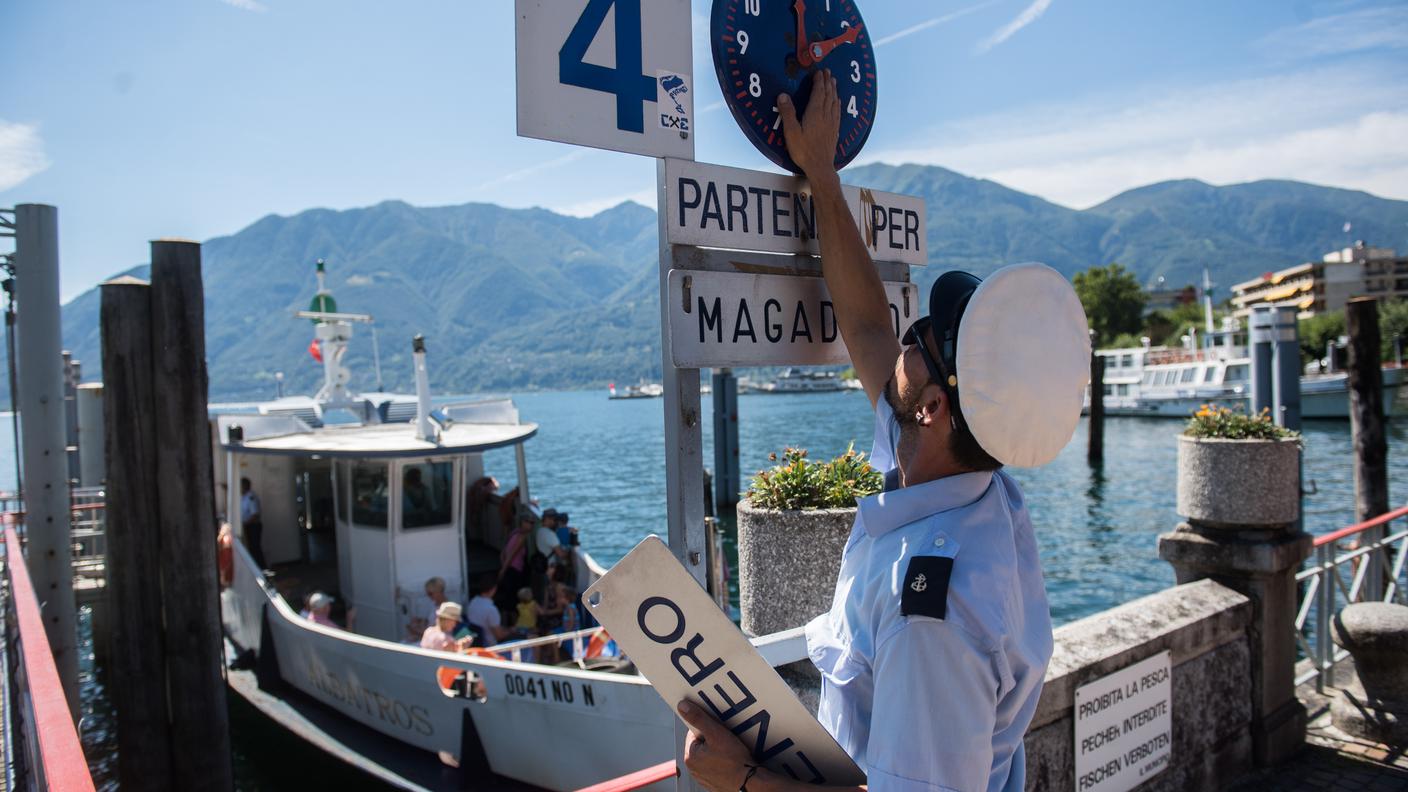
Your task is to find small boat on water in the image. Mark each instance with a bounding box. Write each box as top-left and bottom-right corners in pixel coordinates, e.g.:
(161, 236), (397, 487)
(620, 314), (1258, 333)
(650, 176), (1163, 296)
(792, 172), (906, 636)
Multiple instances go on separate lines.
(607, 381), (663, 400)
(217, 264), (802, 790)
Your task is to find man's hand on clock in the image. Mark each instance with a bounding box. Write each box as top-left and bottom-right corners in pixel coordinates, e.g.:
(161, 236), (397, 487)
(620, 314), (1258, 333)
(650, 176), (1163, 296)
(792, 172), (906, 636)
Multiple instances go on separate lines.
(678, 700), (757, 792)
(777, 69), (841, 180)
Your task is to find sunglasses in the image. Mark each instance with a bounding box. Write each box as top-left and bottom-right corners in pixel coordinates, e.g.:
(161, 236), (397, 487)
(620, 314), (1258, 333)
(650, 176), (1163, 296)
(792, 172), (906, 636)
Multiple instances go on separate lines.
(906, 316), (955, 392)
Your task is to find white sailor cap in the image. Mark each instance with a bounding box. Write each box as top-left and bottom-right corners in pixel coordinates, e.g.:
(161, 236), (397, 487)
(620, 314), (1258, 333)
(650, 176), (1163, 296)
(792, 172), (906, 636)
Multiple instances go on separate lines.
(954, 263), (1091, 467)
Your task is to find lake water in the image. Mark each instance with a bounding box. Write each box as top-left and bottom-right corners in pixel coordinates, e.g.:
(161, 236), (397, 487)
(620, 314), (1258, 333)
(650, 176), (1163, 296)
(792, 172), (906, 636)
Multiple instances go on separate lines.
(5, 392), (1407, 622)
(4, 393), (1407, 789)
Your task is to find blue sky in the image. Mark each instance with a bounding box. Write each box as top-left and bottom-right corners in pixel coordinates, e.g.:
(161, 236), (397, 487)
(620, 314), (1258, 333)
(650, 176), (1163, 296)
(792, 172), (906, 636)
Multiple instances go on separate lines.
(3, 0), (1406, 300)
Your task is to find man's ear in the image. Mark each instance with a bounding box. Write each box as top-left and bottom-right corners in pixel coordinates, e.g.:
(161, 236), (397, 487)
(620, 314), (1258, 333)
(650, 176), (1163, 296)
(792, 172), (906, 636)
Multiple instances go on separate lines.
(917, 384), (946, 427)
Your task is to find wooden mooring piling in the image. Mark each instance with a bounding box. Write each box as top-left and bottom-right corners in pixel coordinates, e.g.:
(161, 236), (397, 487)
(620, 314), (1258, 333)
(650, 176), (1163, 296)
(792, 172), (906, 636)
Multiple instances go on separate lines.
(100, 240), (232, 791)
(1345, 297), (1390, 598)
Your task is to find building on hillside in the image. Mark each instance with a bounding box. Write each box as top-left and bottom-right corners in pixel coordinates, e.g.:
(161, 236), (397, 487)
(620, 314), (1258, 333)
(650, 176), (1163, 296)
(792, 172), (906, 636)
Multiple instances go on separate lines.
(1229, 242), (1408, 319)
(1143, 285), (1198, 316)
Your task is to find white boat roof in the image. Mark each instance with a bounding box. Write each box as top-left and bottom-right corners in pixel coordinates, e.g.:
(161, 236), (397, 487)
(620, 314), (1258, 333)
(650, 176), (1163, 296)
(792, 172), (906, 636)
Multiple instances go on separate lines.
(216, 399), (537, 458)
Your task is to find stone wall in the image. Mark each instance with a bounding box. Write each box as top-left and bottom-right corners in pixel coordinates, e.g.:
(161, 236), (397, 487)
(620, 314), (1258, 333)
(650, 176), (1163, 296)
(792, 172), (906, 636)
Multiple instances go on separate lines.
(1025, 579), (1254, 792)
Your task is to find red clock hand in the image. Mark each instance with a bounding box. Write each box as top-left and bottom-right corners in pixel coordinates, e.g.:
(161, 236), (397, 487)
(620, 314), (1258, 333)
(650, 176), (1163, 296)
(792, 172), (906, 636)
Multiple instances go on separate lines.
(805, 23), (863, 64)
(793, 0), (812, 66)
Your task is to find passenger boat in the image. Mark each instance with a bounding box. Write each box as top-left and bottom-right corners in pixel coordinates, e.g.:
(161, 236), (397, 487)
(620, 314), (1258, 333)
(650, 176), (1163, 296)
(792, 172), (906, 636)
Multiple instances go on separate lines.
(1088, 322), (1405, 419)
(750, 368), (848, 394)
(217, 265), (806, 790)
(607, 381), (664, 399)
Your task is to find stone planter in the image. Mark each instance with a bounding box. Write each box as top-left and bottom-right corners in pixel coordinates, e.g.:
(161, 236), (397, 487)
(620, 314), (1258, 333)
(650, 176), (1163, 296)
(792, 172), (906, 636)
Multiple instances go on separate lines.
(735, 499), (854, 637)
(1176, 436), (1300, 530)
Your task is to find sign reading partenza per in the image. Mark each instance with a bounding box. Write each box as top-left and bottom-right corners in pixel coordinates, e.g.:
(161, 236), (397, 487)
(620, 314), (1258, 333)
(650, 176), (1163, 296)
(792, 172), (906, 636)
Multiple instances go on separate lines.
(582, 536), (866, 786)
(667, 269), (917, 367)
(663, 159), (926, 267)
(516, 0), (694, 160)
(1074, 651), (1173, 792)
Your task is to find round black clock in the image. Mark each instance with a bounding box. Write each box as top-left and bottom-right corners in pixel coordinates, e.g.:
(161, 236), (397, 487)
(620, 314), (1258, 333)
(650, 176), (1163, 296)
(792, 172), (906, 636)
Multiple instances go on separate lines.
(710, 0), (877, 174)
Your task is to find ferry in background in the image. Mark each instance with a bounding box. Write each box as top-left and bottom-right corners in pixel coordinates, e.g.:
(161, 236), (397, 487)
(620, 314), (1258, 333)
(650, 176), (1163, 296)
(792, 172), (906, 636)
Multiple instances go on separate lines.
(749, 368), (854, 394)
(1089, 321), (1404, 419)
(607, 381), (663, 400)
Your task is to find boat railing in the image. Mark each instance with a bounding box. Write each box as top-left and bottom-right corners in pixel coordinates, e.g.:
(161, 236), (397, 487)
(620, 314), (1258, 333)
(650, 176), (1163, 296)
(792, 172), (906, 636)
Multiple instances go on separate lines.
(493, 625), (608, 664)
(574, 760), (678, 792)
(1294, 504), (1408, 692)
(0, 488), (108, 576)
(2, 526), (99, 791)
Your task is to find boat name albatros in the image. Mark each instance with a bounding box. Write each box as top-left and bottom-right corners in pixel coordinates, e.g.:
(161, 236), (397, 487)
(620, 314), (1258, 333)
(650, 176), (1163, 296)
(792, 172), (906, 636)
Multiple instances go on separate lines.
(305, 657), (434, 737)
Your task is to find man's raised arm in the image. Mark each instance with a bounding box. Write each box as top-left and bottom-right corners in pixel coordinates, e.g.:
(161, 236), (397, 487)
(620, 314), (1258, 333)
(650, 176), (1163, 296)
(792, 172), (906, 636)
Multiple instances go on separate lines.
(778, 71), (900, 409)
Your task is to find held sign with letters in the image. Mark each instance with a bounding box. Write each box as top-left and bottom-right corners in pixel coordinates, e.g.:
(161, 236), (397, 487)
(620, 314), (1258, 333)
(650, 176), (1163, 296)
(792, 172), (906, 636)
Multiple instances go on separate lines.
(667, 269), (917, 368)
(1073, 651), (1172, 792)
(516, 0), (694, 159)
(663, 159), (927, 267)
(582, 536), (866, 787)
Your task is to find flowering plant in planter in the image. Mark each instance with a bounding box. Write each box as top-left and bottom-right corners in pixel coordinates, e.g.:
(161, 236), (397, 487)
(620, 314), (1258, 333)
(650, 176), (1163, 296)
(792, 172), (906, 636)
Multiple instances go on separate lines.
(1184, 404), (1300, 443)
(745, 444), (883, 510)
(737, 444), (882, 636)
(1177, 405), (1301, 529)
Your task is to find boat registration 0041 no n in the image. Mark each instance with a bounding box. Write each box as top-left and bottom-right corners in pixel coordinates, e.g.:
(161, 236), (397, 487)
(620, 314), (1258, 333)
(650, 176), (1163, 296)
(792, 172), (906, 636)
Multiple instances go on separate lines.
(666, 269), (917, 368)
(662, 158), (927, 268)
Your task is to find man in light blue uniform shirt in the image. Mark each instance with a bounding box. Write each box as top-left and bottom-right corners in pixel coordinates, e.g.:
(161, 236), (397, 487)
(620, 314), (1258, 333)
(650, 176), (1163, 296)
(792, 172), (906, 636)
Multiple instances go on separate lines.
(678, 71), (1090, 792)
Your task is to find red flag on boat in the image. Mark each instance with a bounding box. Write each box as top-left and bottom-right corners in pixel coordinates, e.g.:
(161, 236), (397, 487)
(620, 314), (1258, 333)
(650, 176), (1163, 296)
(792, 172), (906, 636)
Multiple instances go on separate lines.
(309, 338), (322, 362)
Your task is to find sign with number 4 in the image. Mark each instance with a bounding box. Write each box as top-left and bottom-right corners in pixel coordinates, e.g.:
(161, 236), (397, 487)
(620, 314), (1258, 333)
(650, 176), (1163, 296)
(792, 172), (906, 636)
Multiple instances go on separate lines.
(516, 0), (695, 160)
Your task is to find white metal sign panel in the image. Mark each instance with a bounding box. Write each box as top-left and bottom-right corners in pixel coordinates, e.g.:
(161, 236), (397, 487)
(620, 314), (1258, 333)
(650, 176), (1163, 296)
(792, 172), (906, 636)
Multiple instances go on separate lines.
(662, 158), (926, 266)
(582, 536), (866, 787)
(666, 269), (918, 368)
(1074, 650), (1173, 792)
(516, 0), (694, 160)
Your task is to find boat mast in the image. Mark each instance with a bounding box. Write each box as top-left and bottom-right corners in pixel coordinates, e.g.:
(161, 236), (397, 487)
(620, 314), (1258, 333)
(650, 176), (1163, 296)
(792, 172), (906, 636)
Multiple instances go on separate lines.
(1201, 266), (1216, 351)
(297, 259), (376, 417)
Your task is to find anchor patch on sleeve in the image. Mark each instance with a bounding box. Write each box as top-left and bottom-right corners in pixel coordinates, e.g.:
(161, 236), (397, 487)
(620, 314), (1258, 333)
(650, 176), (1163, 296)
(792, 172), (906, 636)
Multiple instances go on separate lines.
(901, 556), (954, 620)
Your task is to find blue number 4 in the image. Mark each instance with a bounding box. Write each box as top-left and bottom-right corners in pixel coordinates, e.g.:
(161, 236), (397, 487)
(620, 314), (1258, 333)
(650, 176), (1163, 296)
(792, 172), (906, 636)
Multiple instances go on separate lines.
(559, 0), (657, 133)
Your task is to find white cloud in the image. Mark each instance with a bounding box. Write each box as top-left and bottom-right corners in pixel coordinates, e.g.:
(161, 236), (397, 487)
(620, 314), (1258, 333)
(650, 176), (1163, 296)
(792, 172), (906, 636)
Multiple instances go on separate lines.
(873, 1), (999, 48)
(0, 121), (50, 192)
(551, 188), (657, 218)
(858, 64), (1408, 208)
(220, 0), (268, 11)
(976, 0), (1053, 53)
(1258, 5), (1408, 58)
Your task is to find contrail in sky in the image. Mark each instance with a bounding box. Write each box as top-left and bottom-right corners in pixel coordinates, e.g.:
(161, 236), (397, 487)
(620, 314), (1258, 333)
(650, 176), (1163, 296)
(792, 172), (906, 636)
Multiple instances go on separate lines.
(977, 0), (1054, 53)
(873, 1), (1000, 47)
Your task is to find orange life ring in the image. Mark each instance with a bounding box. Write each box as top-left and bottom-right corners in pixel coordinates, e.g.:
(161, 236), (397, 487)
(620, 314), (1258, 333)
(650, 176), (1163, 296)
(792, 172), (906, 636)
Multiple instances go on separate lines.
(585, 630), (611, 659)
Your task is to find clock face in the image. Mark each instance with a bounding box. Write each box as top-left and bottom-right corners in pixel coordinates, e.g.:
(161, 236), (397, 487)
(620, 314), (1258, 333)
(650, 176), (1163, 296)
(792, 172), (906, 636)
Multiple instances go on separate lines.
(711, 0), (877, 174)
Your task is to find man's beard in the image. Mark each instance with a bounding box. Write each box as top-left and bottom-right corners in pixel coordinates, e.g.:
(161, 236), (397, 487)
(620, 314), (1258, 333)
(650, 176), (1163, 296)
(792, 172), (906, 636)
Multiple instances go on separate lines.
(884, 373), (926, 479)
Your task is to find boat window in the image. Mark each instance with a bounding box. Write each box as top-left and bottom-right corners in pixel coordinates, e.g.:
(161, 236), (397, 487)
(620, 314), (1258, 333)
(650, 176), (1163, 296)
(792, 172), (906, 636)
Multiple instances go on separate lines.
(1117, 384), (1129, 396)
(1120, 354), (1134, 368)
(351, 461), (389, 528)
(1225, 364), (1248, 383)
(402, 461), (453, 529)
(1142, 372), (1154, 385)
(1159, 370), (1174, 386)
(1180, 368), (1196, 383)
(1203, 366), (1218, 383)
(1102, 384), (1113, 396)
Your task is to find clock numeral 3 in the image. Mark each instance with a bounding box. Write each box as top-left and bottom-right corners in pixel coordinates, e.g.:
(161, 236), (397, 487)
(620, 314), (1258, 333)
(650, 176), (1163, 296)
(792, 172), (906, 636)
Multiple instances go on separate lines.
(559, 0), (656, 134)
(850, 60), (861, 83)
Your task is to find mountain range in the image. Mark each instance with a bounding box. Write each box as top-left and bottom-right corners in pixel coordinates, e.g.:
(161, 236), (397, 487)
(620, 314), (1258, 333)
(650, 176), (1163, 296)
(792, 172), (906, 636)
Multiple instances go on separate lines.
(12, 163), (1408, 404)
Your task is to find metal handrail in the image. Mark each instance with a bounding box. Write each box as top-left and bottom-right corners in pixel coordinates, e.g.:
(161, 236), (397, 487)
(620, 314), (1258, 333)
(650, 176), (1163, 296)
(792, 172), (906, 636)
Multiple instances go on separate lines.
(2, 527), (98, 791)
(1294, 505), (1408, 691)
